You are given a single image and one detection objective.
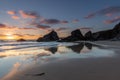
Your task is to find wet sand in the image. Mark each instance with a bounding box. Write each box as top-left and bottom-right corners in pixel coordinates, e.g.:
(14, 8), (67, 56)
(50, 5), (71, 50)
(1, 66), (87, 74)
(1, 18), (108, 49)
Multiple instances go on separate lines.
(3, 57), (120, 80)
(2, 41), (120, 80)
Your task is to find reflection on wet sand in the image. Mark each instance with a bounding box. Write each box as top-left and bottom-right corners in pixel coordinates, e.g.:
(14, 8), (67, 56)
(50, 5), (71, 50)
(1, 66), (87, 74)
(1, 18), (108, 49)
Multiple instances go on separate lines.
(85, 43), (93, 50)
(66, 42), (93, 54)
(45, 47), (58, 54)
(0, 42), (115, 80)
(0, 42), (106, 58)
(67, 43), (84, 53)
(1, 62), (21, 80)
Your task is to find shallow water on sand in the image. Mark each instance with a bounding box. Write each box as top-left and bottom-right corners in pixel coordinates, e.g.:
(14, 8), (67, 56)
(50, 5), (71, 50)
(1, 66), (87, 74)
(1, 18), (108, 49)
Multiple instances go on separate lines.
(0, 41), (115, 79)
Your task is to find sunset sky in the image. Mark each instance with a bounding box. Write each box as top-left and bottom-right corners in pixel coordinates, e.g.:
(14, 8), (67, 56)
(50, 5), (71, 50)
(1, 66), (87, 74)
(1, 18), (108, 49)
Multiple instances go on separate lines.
(0, 0), (120, 40)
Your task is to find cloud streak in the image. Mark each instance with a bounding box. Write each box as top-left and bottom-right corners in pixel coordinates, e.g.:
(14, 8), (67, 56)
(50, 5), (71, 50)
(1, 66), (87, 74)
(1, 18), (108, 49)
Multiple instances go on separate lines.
(104, 16), (120, 24)
(40, 19), (68, 24)
(35, 25), (51, 29)
(85, 6), (120, 19)
(72, 19), (79, 23)
(56, 27), (68, 31)
(0, 23), (6, 28)
(11, 15), (20, 20)
(19, 10), (40, 19)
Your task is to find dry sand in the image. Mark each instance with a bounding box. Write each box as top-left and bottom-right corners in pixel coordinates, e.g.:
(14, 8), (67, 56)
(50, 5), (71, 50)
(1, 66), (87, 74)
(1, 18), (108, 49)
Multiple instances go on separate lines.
(2, 41), (120, 80)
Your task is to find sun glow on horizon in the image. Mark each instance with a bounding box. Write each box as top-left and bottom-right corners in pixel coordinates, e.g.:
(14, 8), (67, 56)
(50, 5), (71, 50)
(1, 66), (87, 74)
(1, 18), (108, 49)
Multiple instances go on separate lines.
(5, 33), (15, 40)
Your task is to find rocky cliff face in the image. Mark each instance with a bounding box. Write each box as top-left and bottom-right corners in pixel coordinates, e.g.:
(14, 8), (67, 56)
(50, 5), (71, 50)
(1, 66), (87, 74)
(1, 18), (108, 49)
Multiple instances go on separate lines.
(92, 22), (120, 40)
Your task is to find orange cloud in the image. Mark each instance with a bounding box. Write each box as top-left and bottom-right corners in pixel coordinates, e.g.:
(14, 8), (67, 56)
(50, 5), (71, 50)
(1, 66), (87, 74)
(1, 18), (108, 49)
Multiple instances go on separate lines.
(11, 15), (20, 20)
(7, 10), (16, 15)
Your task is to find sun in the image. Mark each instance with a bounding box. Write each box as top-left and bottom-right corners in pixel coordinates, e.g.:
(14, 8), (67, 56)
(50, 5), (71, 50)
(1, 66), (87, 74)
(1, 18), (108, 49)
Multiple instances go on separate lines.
(6, 33), (15, 40)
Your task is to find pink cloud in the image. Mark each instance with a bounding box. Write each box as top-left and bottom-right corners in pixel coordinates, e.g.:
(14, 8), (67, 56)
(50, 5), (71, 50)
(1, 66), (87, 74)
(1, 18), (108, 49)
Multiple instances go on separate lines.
(72, 19), (79, 23)
(85, 6), (120, 19)
(19, 10), (40, 19)
(105, 13), (113, 17)
(84, 13), (96, 19)
(104, 16), (120, 24)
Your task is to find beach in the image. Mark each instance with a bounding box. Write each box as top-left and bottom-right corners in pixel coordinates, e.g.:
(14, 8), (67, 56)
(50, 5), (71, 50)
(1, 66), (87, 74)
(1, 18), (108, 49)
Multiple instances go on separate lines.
(1, 41), (120, 80)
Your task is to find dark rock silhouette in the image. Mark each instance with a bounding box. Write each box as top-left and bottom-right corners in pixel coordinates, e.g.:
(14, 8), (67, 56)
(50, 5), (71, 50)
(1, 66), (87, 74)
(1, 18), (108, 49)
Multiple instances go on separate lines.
(36, 22), (120, 42)
(46, 47), (58, 54)
(111, 33), (120, 41)
(92, 22), (120, 40)
(92, 29), (113, 40)
(113, 22), (120, 33)
(17, 38), (26, 42)
(111, 22), (120, 40)
(84, 31), (94, 40)
(37, 30), (59, 42)
(60, 29), (85, 42)
(67, 43), (84, 53)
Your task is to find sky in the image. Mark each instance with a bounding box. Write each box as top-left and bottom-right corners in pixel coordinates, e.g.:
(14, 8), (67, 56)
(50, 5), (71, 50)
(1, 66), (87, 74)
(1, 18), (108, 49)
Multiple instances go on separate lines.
(0, 0), (120, 40)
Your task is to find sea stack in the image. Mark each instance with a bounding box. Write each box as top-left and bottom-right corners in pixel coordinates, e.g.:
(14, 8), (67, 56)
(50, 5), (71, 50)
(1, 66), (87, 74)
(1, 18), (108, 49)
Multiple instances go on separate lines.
(37, 30), (59, 42)
(84, 31), (94, 41)
(60, 29), (85, 42)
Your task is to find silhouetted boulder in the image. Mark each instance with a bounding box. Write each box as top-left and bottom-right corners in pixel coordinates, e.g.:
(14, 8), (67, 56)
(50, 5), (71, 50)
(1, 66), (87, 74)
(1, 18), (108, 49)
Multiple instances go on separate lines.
(37, 30), (59, 42)
(17, 38), (26, 42)
(60, 29), (85, 42)
(84, 31), (94, 40)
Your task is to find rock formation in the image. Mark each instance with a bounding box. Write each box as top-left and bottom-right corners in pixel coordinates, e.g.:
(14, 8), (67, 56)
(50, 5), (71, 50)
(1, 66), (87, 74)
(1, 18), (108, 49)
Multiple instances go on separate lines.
(84, 31), (94, 40)
(60, 29), (85, 42)
(37, 30), (59, 42)
(92, 22), (120, 40)
(17, 38), (26, 42)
